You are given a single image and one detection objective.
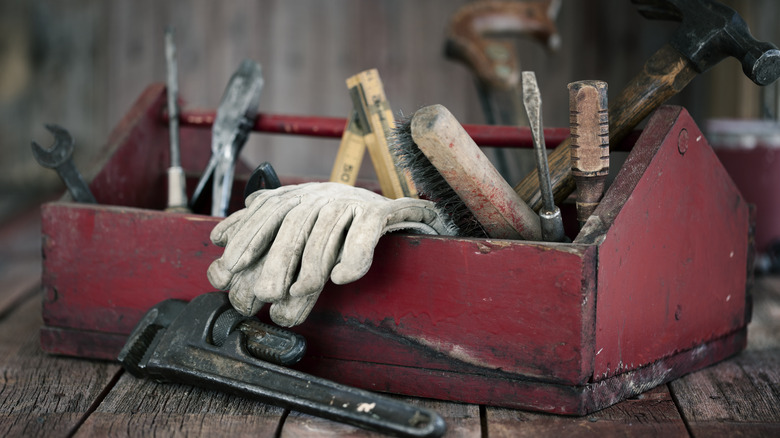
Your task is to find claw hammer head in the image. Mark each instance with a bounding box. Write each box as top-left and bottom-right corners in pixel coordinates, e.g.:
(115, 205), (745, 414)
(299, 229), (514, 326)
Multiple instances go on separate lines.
(633, 0), (780, 85)
(444, 0), (562, 90)
(30, 124), (74, 169)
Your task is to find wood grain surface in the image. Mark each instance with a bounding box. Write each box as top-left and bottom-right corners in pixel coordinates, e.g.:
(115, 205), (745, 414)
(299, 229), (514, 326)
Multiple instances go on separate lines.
(1, 212), (780, 436)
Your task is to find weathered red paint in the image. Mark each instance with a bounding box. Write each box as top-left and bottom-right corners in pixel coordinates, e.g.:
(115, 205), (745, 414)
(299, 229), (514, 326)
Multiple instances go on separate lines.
(578, 106), (750, 380)
(38, 84), (750, 415)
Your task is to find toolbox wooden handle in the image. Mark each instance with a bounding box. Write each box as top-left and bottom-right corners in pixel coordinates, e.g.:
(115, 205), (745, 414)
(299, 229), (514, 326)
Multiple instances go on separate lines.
(172, 110), (578, 148)
(513, 44), (698, 211)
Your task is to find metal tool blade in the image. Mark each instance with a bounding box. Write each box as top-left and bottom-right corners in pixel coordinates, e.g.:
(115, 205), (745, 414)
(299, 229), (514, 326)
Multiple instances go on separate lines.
(521, 71), (565, 242)
(190, 59), (264, 216)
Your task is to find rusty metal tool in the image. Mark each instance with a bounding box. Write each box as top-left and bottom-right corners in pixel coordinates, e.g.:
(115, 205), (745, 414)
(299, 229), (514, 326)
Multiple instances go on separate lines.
(521, 71), (564, 242)
(190, 59), (264, 216)
(444, 0), (561, 180)
(31, 124), (97, 204)
(568, 80), (609, 226)
(514, 0), (780, 211)
(118, 292), (446, 438)
(164, 27), (189, 213)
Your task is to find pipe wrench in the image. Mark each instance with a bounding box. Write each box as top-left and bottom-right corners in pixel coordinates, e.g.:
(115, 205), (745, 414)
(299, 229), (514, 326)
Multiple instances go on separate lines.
(118, 292), (446, 438)
(190, 59), (264, 216)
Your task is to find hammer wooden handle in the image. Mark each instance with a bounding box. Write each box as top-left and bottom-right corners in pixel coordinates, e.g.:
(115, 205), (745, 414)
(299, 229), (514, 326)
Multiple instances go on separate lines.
(514, 44), (698, 210)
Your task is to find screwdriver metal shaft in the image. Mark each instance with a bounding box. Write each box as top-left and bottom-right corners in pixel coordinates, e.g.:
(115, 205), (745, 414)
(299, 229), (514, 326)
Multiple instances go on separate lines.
(521, 71), (565, 242)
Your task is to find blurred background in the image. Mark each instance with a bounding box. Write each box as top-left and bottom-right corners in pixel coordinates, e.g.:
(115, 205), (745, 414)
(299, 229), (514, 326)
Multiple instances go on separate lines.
(1, 0), (778, 226)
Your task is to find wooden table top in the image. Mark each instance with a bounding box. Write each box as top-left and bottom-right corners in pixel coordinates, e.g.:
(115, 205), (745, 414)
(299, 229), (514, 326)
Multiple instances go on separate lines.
(1, 212), (778, 437)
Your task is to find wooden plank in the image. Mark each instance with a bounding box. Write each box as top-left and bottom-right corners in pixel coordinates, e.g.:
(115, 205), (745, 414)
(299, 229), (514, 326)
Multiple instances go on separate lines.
(75, 374), (284, 437)
(669, 350), (780, 437)
(0, 296), (121, 437)
(280, 398), (480, 438)
(745, 276), (780, 351)
(669, 275), (780, 437)
(0, 210), (41, 317)
(485, 386), (688, 438)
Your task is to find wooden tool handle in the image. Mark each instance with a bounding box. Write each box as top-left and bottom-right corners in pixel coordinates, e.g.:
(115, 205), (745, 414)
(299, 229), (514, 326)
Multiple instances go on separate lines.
(569, 80), (609, 223)
(513, 44), (699, 210)
(411, 104), (541, 241)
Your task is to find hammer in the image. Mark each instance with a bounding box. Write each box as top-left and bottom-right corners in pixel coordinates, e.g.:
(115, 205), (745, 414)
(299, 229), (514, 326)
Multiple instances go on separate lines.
(513, 0), (780, 211)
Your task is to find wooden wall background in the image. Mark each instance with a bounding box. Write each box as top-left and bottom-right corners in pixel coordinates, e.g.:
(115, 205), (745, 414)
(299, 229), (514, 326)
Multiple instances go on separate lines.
(1, 0), (778, 223)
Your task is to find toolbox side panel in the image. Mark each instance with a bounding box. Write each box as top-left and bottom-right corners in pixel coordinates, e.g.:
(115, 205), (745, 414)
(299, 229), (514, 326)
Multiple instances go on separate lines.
(40, 203), (221, 332)
(593, 107), (749, 379)
(86, 84), (213, 211)
(40, 201), (595, 384)
(294, 237), (596, 384)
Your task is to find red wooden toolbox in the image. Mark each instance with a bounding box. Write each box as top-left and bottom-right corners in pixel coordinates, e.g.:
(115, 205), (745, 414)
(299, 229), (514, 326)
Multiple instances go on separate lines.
(39, 84), (752, 415)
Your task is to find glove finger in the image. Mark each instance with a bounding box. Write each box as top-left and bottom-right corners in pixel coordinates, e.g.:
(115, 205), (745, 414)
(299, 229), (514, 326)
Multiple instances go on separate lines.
(268, 290), (323, 327)
(222, 184), (325, 270)
(210, 208), (248, 246)
(251, 198), (329, 302)
(207, 257), (234, 290)
(227, 263), (267, 316)
(219, 195), (302, 274)
(331, 199), (456, 284)
(288, 201), (354, 297)
(385, 198), (455, 234)
(329, 203), (385, 285)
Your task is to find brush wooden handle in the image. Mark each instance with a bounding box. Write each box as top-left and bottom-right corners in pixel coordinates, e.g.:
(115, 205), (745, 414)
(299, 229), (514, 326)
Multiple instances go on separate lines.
(347, 69), (417, 199)
(513, 44), (698, 210)
(411, 104), (541, 240)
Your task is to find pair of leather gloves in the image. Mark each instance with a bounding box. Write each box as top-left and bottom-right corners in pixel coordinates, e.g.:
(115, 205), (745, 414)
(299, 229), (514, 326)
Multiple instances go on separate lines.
(207, 182), (457, 327)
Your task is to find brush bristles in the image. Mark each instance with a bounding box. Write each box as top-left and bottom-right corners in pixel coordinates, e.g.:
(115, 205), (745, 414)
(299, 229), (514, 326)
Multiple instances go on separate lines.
(390, 116), (487, 238)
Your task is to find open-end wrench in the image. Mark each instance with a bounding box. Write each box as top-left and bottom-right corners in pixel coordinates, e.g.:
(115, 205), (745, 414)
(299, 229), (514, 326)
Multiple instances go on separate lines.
(31, 124), (97, 204)
(118, 292), (446, 438)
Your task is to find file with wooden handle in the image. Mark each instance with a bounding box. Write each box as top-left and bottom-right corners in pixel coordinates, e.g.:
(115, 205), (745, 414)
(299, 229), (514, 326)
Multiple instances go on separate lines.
(568, 80), (609, 225)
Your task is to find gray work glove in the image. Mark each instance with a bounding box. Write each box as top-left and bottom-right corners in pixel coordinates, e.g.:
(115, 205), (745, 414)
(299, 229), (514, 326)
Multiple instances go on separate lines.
(207, 182), (457, 326)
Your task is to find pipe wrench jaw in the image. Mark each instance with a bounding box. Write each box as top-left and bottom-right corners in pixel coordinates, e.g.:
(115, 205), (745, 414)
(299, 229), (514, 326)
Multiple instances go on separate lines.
(117, 298), (187, 379)
(119, 292), (306, 375)
(118, 292), (446, 438)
